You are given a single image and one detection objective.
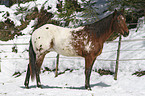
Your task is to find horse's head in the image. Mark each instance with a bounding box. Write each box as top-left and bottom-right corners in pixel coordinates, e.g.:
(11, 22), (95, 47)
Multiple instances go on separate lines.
(113, 9), (129, 37)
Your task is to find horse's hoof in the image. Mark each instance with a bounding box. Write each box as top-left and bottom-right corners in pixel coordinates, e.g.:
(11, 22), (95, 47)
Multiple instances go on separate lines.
(25, 85), (29, 89)
(87, 88), (92, 91)
(37, 85), (42, 89)
(85, 85), (92, 91)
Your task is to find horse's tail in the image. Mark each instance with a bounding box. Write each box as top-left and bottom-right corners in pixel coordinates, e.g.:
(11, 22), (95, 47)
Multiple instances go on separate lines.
(29, 39), (36, 81)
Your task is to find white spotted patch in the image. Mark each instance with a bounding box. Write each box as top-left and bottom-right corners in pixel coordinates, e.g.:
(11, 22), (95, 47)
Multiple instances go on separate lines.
(81, 35), (93, 53)
(85, 41), (92, 52)
(83, 35), (92, 53)
(32, 25), (53, 56)
(32, 24), (84, 57)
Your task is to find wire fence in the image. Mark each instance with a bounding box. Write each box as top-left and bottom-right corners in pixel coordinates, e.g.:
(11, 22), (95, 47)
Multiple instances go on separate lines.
(1, 38), (145, 61)
(1, 37), (145, 74)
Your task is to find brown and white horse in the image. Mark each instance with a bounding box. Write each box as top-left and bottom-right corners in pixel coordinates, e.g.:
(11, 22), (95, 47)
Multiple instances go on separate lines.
(24, 9), (129, 90)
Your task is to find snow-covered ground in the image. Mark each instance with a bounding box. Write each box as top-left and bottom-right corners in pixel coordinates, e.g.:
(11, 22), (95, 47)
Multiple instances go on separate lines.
(0, 1), (145, 96)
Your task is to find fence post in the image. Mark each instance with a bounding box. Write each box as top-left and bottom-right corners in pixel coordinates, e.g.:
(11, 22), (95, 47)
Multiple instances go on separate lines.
(0, 58), (1, 72)
(114, 35), (122, 80)
(0, 57), (1, 72)
(55, 54), (60, 77)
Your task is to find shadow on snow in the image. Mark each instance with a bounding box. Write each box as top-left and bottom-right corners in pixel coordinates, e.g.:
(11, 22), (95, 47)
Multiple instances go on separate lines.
(21, 82), (111, 90)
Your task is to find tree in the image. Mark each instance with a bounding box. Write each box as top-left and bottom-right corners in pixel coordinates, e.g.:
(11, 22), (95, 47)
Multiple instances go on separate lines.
(57, 0), (83, 27)
(56, 0), (100, 27)
(108, 0), (145, 29)
(80, 0), (99, 24)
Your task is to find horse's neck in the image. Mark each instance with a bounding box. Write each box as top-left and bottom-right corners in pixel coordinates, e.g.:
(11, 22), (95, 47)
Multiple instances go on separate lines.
(98, 15), (115, 43)
(100, 23), (114, 43)
(84, 14), (115, 43)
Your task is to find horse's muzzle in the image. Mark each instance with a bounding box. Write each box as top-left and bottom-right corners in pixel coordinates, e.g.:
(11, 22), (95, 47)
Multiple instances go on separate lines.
(123, 31), (129, 37)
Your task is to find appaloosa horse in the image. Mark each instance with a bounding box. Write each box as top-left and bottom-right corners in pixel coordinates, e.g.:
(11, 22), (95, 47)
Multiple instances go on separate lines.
(24, 9), (129, 90)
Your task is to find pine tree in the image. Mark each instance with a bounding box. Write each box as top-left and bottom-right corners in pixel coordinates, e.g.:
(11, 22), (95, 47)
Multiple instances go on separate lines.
(57, 0), (83, 27)
(56, 0), (100, 27)
(109, 0), (145, 29)
(80, 0), (99, 24)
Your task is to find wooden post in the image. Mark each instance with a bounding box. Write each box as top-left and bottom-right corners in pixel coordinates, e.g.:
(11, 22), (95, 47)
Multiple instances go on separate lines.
(55, 54), (60, 77)
(0, 58), (1, 72)
(114, 35), (122, 80)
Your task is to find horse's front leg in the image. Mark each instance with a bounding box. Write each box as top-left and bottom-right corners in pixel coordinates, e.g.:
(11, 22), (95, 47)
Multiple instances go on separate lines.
(85, 56), (96, 90)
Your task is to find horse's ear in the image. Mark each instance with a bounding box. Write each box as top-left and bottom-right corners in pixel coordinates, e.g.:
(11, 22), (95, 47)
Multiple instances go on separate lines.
(113, 9), (117, 17)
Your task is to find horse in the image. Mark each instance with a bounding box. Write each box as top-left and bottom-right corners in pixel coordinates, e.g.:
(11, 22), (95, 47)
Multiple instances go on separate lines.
(24, 9), (129, 90)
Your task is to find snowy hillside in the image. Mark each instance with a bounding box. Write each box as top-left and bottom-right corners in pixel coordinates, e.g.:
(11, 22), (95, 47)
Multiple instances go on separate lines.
(0, 0), (145, 96)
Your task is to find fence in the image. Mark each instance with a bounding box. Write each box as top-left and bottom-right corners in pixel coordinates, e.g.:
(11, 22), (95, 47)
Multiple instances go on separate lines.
(1, 37), (145, 79)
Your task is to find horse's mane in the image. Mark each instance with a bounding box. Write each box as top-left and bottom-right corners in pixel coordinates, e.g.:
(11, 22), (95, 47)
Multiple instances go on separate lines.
(84, 12), (114, 37)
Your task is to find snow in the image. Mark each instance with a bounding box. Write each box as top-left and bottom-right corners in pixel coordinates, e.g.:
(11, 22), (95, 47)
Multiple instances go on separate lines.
(0, 1), (145, 96)
(0, 5), (21, 26)
(21, 20), (36, 35)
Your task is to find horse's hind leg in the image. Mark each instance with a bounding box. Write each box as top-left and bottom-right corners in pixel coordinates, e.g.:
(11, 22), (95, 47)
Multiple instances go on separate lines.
(35, 54), (46, 88)
(24, 64), (30, 88)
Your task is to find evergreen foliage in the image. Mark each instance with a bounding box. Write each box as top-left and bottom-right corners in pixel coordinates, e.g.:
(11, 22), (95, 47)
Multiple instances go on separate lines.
(109, 0), (145, 29)
(0, 0), (36, 7)
(57, 0), (83, 27)
(109, 0), (145, 10)
(56, 0), (100, 27)
(80, 0), (99, 24)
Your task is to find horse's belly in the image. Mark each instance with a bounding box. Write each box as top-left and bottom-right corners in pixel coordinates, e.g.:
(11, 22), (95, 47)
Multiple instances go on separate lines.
(53, 44), (78, 57)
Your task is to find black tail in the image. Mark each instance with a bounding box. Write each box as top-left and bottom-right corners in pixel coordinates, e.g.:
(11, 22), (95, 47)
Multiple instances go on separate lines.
(29, 39), (36, 80)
